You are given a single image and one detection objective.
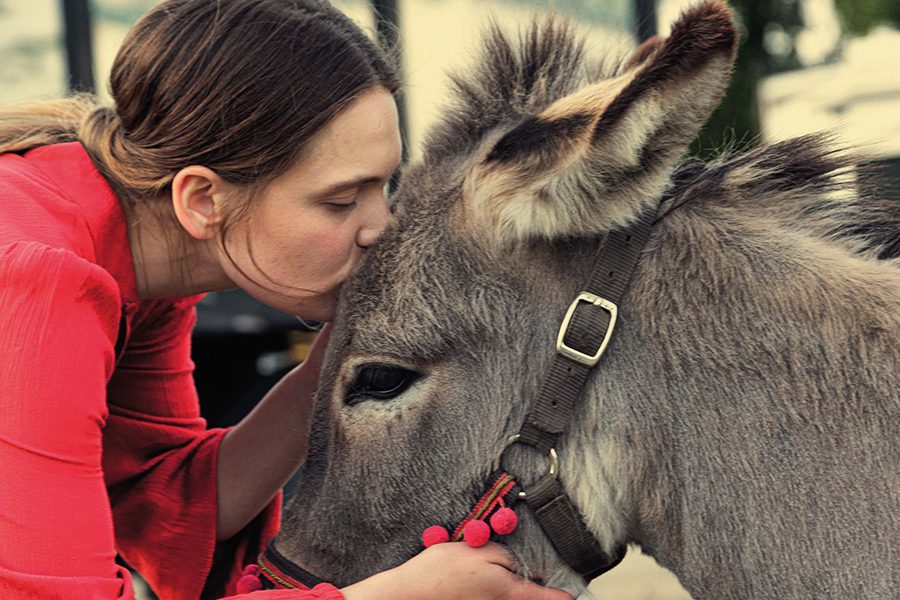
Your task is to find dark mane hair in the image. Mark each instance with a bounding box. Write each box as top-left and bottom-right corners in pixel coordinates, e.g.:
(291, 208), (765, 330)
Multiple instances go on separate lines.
(663, 134), (900, 260)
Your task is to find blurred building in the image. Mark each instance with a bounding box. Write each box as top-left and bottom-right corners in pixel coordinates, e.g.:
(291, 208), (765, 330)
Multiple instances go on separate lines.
(759, 25), (900, 199)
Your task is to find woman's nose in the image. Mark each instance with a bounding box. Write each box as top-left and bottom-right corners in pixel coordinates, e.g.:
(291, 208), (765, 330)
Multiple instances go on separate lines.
(356, 195), (391, 248)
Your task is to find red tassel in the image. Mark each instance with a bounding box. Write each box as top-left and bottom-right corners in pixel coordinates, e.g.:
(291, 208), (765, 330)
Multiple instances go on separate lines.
(422, 525), (450, 547)
(490, 507), (518, 535)
(236, 564), (262, 593)
(236, 573), (263, 593)
(463, 520), (491, 547)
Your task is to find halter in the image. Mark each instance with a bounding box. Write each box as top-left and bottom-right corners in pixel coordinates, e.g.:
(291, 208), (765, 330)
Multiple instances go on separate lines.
(489, 201), (659, 579)
(244, 199), (660, 591)
(423, 198), (660, 580)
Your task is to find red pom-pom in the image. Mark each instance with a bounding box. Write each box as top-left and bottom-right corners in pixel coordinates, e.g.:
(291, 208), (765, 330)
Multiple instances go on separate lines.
(489, 507), (518, 535)
(422, 525), (450, 547)
(237, 574), (263, 593)
(463, 520), (491, 547)
(242, 564), (261, 577)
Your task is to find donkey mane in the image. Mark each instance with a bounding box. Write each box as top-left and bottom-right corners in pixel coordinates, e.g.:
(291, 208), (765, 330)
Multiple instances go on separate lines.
(664, 134), (900, 260)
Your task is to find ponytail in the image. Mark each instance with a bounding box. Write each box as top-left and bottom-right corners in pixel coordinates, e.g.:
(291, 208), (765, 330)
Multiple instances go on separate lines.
(0, 95), (182, 200)
(0, 95), (93, 154)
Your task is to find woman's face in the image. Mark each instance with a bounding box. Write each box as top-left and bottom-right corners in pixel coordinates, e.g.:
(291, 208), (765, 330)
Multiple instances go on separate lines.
(220, 86), (402, 320)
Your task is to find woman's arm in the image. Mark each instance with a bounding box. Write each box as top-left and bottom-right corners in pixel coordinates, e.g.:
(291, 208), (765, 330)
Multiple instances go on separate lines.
(0, 243), (132, 598)
(216, 326), (331, 540)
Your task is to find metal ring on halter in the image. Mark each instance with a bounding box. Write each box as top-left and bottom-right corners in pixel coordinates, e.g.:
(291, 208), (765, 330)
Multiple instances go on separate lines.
(494, 434), (559, 499)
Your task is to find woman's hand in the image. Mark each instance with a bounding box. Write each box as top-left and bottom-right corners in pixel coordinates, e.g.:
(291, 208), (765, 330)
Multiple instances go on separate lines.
(341, 542), (573, 600)
(290, 323), (332, 388)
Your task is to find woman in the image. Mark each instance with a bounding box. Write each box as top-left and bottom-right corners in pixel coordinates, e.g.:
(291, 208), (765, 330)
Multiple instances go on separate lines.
(0, 1), (572, 599)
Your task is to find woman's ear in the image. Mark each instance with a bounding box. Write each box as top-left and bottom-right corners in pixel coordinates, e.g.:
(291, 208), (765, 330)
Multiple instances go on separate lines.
(171, 166), (229, 240)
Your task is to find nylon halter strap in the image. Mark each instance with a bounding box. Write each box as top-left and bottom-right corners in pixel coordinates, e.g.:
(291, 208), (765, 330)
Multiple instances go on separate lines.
(499, 201), (659, 581)
(257, 543), (326, 590)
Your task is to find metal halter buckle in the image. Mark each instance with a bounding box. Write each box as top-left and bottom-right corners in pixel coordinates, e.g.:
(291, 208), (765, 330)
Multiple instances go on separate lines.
(556, 292), (618, 367)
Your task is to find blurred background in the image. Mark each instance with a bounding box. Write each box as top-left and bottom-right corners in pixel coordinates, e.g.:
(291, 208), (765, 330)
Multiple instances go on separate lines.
(1, 0), (897, 598)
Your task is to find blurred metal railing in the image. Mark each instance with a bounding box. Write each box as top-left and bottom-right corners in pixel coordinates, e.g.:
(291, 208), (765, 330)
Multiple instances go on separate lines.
(61, 0), (95, 93)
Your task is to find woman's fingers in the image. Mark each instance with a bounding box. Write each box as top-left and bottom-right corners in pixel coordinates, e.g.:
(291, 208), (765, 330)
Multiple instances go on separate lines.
(480, 541), (518, 570)
(375, 541), (576, 600)
(480, 543), (575, 600)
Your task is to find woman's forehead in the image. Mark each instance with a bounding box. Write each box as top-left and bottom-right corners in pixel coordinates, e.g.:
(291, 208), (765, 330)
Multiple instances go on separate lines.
(280, 87), (402, 195)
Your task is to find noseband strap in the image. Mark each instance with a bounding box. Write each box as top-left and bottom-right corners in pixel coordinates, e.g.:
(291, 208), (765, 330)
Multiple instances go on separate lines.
(502, 201), (659, 581)
(257, 542), (326, 590)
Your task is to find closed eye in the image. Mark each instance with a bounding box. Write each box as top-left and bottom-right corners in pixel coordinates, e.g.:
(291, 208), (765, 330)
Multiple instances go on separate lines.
(345, 364), (420, 406)
(326, 201), (357, 211)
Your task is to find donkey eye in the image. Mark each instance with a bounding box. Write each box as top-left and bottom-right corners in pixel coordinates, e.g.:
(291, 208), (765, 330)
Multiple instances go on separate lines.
(346, 364), (419, 405)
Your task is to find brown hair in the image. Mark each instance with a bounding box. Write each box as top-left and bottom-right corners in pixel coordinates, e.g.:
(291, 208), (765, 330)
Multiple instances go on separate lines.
(0, 0), (399, 205)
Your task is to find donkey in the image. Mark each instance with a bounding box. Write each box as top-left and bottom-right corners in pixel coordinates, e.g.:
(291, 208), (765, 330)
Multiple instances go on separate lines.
(273, 2), (900, 598)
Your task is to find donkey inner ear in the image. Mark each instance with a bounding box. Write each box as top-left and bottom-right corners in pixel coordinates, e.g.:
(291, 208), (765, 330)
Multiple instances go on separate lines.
(464, 0), (737, 246)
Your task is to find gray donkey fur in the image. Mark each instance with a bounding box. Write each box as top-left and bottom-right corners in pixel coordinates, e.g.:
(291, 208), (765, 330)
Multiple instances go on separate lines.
(276, 2), (900, 598)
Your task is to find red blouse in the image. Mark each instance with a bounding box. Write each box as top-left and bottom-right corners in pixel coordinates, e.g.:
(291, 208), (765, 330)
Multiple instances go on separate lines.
(0, 143), (338, 600)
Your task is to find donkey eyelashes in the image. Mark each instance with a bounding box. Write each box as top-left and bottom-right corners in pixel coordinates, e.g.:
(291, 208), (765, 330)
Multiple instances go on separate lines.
(345, 363), (420, 406)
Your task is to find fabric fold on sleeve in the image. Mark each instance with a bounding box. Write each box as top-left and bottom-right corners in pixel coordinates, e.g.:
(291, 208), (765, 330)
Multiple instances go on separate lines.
(107, 424), (280, 600)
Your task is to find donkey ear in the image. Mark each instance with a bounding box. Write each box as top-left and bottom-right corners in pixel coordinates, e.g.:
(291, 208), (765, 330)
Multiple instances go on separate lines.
(625, 35), (664, 69)
(465, 1), (737, 244)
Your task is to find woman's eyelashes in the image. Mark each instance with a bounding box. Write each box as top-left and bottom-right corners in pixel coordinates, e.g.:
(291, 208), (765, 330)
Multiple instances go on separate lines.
(326, 200), (357, 211)
(324, 191), (359, 210)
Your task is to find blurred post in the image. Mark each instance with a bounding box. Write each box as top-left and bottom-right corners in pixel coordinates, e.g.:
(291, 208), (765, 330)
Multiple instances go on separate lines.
(635, 0), (658, 41)
(371, 0), (408, 189)
(60, 0), (95, 94)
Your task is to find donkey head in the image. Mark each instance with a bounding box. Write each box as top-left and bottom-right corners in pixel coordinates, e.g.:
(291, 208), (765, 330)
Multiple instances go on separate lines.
(278, 1), (737, 593)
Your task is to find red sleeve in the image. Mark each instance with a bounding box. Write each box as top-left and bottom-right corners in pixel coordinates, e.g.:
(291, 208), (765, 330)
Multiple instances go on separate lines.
(0, 242), (134, 598)
(102, 291), (281, 599)
(0, 242), (290, 599)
